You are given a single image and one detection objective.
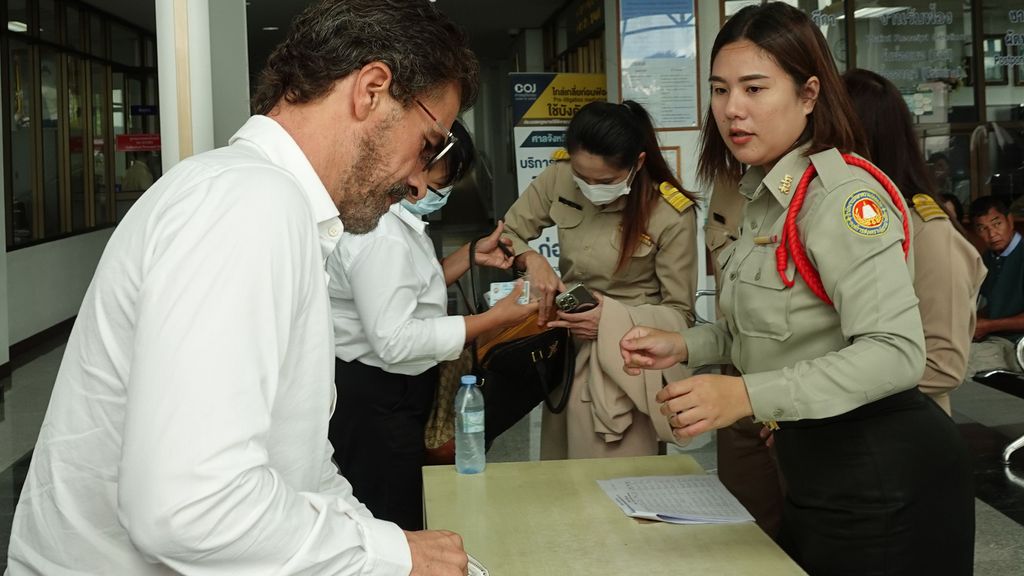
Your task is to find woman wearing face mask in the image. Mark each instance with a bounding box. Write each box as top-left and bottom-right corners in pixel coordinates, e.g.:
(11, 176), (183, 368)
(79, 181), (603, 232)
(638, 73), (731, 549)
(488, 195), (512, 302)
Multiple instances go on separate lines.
(502, 100), (699, 459)
(326, 121), (537, 530)
(619, 4), (973, 574)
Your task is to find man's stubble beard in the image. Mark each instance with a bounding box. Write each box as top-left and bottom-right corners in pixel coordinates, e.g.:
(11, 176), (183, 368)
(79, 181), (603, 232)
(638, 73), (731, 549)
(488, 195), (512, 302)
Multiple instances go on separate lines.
(334, 119), (414, 235)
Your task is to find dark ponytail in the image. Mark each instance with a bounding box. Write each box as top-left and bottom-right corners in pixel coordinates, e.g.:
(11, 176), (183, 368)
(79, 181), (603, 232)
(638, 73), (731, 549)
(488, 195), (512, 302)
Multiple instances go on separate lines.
(566, 100), (697, 274)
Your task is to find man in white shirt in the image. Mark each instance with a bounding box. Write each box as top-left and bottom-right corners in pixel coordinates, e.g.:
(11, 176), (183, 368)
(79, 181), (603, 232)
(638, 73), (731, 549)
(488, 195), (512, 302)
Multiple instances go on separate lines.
(6, 1), (477, 575)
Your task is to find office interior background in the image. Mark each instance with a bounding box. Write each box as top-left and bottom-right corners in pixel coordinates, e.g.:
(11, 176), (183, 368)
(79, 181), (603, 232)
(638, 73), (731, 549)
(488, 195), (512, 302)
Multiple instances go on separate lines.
(1, 0), (1023, 572)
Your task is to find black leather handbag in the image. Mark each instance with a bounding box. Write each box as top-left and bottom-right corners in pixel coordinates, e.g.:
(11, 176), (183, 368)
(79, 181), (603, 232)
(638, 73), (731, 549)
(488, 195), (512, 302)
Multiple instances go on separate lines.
(463, 238), (575, 445)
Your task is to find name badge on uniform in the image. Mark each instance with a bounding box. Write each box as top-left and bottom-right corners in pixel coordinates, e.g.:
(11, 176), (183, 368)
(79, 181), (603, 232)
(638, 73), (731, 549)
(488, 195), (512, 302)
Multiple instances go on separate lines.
(843, 189), (889, 237)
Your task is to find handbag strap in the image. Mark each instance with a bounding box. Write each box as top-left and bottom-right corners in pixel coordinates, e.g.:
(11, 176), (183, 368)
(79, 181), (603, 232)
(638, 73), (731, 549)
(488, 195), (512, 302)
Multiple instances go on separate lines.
(541, 335), (574, 414)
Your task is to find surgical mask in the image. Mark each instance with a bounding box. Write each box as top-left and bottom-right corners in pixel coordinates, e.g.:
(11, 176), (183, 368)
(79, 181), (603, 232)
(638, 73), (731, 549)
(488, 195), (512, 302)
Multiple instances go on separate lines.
(573, 166), (636, 206)
(400, 185), (453, 216)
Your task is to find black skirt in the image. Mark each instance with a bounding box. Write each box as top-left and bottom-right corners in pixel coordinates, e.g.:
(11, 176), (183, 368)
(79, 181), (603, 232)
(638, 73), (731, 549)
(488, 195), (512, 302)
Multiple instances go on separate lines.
(329, 358), (438, 531)
(773, 388), (974, 576)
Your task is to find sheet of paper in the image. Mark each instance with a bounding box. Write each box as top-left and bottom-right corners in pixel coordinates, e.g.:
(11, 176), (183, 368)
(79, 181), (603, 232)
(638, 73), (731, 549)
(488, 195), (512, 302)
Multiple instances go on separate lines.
(597, 474), (754, 525)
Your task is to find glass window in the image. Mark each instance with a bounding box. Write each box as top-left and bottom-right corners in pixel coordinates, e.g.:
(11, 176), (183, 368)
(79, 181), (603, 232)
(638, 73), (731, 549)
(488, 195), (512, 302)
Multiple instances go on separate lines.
(144, 38), (156, 68)
(854, 0), (975, 123)
(110, 23), (141, 67)
(982, 0), (1024, 120)
(723, 0), (848, 70)
(39, 50), (61, 237)
(8, 40), (36, 245)
(68, 56), (87, 231)
(66, 5), (84, 52)
(923, 131), (974, 213)
(7, 0), (30, 35)
(90, 14), (107, 58)
(39, 0), (58, 44)
(91, 63), (110, 227)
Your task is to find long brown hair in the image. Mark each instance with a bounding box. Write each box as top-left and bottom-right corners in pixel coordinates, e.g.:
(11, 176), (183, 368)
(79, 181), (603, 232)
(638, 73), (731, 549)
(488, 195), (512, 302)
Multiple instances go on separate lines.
(566, 100), (697, 273)
(697, 2), (866, 187)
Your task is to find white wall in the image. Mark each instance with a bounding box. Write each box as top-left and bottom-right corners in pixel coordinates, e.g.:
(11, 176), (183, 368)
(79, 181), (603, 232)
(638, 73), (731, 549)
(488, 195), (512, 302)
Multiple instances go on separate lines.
(209, 0), (251, 147)
(6, 230), (112, 344)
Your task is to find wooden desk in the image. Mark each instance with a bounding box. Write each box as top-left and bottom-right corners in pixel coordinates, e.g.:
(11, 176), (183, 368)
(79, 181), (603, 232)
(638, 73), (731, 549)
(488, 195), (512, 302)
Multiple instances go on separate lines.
(423, 455), (807, 575)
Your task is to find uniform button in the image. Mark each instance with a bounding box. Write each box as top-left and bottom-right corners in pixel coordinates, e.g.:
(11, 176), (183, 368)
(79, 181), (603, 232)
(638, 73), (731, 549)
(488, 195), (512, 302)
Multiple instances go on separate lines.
(772, 408), (784, 418)
(750, 221), (758, 230)
(754, 270), (761, 281)
(729, 272), (737, 280)
(328, 226), (341, 237)
(584, 245), (591, 251)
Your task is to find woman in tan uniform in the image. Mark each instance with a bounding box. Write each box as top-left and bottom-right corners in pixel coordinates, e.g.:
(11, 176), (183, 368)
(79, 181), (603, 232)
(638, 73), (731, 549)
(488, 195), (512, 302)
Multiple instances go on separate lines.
(502, 100), (699, 459)
(620, 4), (973, 574)
(844, 68), (986, 415)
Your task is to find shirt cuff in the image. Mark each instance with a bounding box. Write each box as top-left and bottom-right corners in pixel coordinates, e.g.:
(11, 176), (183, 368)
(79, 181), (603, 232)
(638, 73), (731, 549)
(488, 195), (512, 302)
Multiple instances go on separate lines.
(359, 516), (413, 576)
(683, 325), (722, 369)
(431, 315), (466, 362)
(741, 369), (796, 422)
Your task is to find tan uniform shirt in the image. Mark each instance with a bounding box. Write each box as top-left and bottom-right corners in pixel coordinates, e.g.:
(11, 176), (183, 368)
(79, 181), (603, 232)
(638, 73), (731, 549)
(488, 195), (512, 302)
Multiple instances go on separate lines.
(705, 176), (745, 316)
(910, 196), (987, 414)
(685, 147), (926, 422)
(502, 161), (697, 326)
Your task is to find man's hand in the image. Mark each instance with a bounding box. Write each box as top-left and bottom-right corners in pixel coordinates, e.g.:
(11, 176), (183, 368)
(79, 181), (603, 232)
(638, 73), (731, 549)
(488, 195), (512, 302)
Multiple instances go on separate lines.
(406, 530), (468, 576)
(474, 221), (514, 270)
(619, 326), (688, 375)
(974, 317), (993, 341)
(547, 293), (603, 340)
(656, 374), (753, 439)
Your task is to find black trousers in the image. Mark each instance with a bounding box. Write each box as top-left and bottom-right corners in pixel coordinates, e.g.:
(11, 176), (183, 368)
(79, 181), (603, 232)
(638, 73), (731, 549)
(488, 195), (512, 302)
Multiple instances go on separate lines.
(774, 389), (974, 576)
(329, 358), (438, 531)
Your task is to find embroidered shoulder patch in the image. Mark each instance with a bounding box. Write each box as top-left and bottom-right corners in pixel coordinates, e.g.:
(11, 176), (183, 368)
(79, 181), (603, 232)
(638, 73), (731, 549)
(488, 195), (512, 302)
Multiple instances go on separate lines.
(843, 189), (889, 237)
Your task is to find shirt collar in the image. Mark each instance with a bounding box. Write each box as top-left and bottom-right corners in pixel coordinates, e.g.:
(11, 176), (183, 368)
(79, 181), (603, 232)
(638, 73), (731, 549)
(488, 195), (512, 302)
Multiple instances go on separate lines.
(392, 203), (428, 233)
(229, 115), (341, 228)
(739, 144), (812, 209)
(1000, 232), (1022, 257)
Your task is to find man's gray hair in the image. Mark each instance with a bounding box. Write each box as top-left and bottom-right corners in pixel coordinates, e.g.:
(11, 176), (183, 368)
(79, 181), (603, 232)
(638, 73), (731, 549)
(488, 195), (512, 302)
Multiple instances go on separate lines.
(252, 0), (479, 115)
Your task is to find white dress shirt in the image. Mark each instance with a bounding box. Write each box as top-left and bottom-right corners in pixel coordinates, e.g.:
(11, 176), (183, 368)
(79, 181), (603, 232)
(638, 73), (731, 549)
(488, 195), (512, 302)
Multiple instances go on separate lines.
(6, 116), (412, 576)
(327, 203), (465, 376)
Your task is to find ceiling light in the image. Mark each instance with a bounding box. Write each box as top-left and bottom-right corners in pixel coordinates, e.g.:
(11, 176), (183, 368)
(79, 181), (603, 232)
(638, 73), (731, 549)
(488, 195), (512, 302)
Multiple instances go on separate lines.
(261, 26), (279, 31)
(7, 20), (28, 33)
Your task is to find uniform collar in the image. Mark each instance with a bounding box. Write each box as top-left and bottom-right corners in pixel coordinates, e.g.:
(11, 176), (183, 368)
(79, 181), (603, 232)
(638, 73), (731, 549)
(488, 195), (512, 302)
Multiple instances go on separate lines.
(739, 144), (812, 209)
(391, 202), (428, 233)
(229, 115), (341, 229)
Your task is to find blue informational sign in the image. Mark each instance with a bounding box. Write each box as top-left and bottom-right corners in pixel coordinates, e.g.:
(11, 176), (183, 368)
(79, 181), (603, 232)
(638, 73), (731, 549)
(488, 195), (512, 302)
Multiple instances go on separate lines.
(130, 105), (159, 116)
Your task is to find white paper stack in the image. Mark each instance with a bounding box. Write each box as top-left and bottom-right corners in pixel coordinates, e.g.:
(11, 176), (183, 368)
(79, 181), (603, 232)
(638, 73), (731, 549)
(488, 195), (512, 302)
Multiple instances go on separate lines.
(597, 474), (754, 525)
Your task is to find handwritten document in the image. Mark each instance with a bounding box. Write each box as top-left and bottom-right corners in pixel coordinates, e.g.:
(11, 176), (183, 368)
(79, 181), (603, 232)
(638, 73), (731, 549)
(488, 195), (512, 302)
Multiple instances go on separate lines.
(597, 475), (754, 525)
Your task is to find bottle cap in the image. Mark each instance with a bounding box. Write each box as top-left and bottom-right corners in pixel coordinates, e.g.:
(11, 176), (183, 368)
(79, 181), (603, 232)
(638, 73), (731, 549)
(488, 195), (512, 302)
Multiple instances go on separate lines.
(460, 375), (478, 386)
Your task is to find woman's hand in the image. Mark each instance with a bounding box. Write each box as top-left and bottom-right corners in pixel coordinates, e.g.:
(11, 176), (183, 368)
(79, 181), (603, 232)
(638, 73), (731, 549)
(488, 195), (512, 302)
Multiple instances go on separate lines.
(619, 326), (688, 375)
(473, 221), (515, 270)
(517, 251), (565, 325)
(487, 280), (539, 327)
(656, 375), (753, 440)
(547, 293), (603, 340)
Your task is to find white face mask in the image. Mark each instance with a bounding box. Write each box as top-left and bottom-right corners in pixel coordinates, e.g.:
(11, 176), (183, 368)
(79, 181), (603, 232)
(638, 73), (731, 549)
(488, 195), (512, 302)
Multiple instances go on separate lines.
(572, 165), (636, 206)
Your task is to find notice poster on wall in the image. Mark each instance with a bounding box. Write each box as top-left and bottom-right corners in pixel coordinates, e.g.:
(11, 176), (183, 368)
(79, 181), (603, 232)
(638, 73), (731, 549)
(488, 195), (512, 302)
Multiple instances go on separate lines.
(511, 73), (606, 274)
(619, 0), (699, 129)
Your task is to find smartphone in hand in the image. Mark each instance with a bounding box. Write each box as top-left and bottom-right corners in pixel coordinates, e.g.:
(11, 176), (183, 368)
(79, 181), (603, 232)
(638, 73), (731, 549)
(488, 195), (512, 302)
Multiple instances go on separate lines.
(554, 283), (597, 313)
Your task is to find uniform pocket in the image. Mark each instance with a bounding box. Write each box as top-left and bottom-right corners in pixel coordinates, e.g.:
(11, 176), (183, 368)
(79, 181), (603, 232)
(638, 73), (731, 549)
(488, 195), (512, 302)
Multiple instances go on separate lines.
(733, 249), (792, 341)
(551, 200), (584, 229)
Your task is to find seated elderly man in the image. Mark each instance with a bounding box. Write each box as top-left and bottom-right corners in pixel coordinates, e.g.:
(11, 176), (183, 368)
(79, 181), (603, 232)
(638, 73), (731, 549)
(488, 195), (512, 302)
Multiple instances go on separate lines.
(968, 196), (1024, 374)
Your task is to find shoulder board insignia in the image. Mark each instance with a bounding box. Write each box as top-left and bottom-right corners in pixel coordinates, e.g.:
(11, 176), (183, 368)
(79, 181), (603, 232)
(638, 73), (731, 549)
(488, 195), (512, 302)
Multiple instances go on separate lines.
(912, 193), (949, 222)
(550, 148), (570, 162)
(659, 181), (694, 213)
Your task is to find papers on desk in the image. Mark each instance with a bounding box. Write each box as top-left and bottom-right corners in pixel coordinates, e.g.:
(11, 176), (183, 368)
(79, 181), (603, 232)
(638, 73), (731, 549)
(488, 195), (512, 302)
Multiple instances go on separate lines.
(597, 474), (754, 525)
(467, 553), (488, 576)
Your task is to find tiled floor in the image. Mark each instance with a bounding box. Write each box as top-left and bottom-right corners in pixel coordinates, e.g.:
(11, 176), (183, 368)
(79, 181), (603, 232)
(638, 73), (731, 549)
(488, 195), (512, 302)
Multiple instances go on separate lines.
(4, 333), (1024, 573)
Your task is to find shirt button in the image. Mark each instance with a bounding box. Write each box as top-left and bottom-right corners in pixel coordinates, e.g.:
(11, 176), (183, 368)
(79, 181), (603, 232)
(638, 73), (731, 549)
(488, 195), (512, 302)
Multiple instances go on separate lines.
(754, 270), (761, 281)
(750, 221), (758, 230)
(729, 272), (737, 280)
(328, 226), (341, 237)
(773, 408), (784, 418)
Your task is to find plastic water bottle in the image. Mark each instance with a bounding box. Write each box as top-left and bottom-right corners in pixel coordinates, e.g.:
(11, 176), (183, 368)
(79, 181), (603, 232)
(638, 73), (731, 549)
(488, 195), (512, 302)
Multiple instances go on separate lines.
(455, 375), (486, 474)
